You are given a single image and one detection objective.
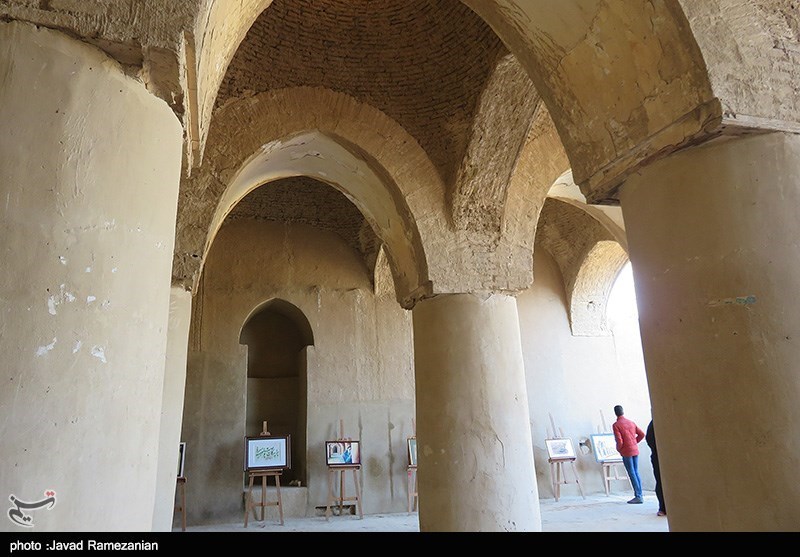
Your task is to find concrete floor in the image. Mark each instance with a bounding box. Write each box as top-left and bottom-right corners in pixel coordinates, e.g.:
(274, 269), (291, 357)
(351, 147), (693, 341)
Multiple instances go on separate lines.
(176, 491), (670, 533)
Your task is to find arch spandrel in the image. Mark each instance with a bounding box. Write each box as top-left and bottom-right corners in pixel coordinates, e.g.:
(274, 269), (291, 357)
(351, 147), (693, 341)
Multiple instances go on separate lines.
(535, 197), (628, 336)
(206, 130), (428, 308)
(174, 87), (443, 308)
(4, 1), (797, 204)
(679, 0), (800, 134)
(193, 0), (275, 163)
(461, 0), (717, 202)
(569, 241), (630, 336)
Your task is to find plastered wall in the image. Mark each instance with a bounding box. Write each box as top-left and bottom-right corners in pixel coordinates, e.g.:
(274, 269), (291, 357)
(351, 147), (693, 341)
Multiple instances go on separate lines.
(181, 219), (415, 525)
(180, 218), (652, 524)
(519, 247), (654, 498)
(0, 22), (182, 531)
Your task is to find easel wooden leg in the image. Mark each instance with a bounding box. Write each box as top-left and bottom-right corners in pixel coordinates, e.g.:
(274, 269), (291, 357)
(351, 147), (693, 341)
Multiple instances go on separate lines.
(413, 469), (418, 512)
(352, 467), (363, 519)
(407, 467), (418, 513)
(339, 469), (345, 517)
(551, 458), (584, 501)
(259, 475), (267, 522)
(244, 474), (255, 527)
(180, 480), (186, 532)
(570, 460), (585, 499)
(407, 468), (412, 513)
(244, 471), (283, 527)
(175, 477), (186, 532)
(275, 473), (284, 525)
(325, 466), (362, 519)
(551, 461), (560, 501)
(325, 468), (335, 520)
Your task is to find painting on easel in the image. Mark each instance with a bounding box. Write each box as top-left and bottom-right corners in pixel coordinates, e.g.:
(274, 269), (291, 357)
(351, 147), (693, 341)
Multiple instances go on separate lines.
(407, 437), (417, 467)
(326, 440), (361, 466)
(589, 433), (622, 463)
(545, 438), (577, 461)
(245, 436), (291, 471)
(177, 442), (186, 478)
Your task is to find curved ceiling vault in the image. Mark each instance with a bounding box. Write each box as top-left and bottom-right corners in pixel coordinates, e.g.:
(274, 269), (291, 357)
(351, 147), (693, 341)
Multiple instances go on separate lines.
(214, 0), (507, 192)
(204, 131), (429, 309)
(5, 1), (794, 207)
(11, 0), (779, 304)
(535, 197), (628, 336)
(459, 0), (717, 202)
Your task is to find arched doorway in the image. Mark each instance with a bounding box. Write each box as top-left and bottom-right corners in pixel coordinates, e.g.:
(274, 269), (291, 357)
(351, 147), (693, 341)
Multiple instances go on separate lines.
(240, 299), (314, 485)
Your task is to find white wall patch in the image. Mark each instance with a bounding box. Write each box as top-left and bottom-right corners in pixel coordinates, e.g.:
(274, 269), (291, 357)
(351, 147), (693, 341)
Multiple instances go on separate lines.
(48, 284), (77, 315)
(91, 346), (107, 363)
(36, 338), (57, 356)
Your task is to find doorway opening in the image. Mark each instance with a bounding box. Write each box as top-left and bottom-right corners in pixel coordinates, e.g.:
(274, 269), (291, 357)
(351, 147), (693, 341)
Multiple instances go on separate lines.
(240, 299), (314, 486)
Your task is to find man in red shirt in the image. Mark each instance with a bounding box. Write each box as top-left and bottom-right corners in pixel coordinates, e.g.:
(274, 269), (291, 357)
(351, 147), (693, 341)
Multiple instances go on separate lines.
(612, 405), (645, 504)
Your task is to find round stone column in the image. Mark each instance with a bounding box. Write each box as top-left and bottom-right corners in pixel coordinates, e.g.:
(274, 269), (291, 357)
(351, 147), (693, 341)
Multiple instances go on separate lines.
(151, 287), (193, 531)
(0, 22), (182, 531)
(619, 132), (800, 531)
(412, 293), (540, 531)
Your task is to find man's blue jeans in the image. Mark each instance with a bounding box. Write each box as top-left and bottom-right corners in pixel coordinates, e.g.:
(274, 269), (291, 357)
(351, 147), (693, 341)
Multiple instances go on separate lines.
(622, 455), (643, 498)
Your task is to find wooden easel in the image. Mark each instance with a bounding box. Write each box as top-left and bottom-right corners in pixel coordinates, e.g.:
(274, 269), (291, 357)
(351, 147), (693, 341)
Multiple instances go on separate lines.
(174, 477), (186, 532)
(325, 420), (363, 520)
(602, 460), (628, 495)
(547, 414), (585, 502)
(244, 421), (284, 527)
(597, 411), (628, 496)
(407, 419), (418, 514)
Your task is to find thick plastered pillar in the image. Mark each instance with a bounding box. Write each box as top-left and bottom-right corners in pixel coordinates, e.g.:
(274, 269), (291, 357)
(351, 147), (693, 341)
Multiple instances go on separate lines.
(0, 22), (182, 531)
(619, 132), (800, 531)
(412, 293), (540, 531)
(152, 287), (193, 531)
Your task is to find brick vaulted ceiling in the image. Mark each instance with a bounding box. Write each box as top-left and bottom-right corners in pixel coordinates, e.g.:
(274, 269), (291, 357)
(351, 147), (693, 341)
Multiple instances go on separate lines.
(215, 0), (509, 189)
(228, 178), (380, 274)
(217, 1), (510, 278)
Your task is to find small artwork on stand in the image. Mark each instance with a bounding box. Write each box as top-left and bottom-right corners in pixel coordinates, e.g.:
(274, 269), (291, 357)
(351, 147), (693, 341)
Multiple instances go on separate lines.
(245, 436), (291, 471)
(177, 442), (186, 478)
(590, 433), (623, 463)
(545, 438), (577, 461)
(326, 440), (361, 467)
(407, 437), (417, 468)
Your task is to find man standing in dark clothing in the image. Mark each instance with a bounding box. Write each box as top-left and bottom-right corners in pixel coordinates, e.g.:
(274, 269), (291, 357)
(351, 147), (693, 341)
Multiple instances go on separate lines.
(646, 420), (666, 516)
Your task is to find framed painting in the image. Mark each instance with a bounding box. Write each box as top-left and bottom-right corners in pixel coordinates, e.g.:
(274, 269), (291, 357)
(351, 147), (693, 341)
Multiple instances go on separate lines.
(545, 438), (576, 461)
(590, 433), (622, 463)
(245, 435), (291, 471)
(177, 442), (186, 478)
(325, 440), (361, 467)
(407, 437), (417, 467)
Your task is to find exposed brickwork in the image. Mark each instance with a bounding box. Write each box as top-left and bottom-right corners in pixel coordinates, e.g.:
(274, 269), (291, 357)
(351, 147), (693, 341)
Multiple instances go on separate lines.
(226, 177), (379, 276)
(215, 0), (508, 189)
(4, 0), (797, 206)
(173, 87), (445, 305)
(569, 240), (629, 336)
(536, 198), (617, 327)
(451, 54), (539, 240)
(8, 2), (797, 305)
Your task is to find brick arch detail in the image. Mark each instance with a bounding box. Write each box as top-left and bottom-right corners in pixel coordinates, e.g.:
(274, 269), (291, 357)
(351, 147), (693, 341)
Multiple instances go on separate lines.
(175, 87), (447, 307)
(569, 241), (630, 337)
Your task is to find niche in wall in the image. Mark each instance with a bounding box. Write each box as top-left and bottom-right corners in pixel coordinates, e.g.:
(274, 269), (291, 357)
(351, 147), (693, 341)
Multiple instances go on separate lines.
(240, 299), (314, 486)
